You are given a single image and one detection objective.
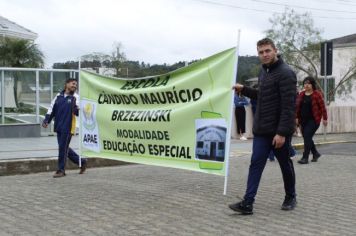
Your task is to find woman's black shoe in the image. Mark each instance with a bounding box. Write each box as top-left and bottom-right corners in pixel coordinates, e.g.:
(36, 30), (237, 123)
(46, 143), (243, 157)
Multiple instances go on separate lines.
(298, 158), (308, 164)
(281, 195), (297, 210)
(311, 153), (321, 162)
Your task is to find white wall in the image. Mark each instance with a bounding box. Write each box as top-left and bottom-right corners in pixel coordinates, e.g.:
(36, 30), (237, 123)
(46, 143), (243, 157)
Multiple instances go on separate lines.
(332, 46), (356, 106)
(0, 77), (16, 108)
(316, 106), (356, 133)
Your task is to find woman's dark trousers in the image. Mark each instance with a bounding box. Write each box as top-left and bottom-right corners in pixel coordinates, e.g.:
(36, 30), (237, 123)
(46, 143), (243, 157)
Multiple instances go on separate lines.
(235, 107), (246, 134)
(301, 119), (320, 160)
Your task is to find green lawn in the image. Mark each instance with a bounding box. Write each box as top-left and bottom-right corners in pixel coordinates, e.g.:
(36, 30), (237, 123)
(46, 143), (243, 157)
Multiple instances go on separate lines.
(2, 116), (23, 124)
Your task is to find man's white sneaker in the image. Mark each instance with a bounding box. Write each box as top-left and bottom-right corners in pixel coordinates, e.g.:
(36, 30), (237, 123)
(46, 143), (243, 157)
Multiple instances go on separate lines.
(240, 136), (248, 141)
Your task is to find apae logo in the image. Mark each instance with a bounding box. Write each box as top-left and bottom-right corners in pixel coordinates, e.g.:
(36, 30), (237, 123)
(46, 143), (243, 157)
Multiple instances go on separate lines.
(82, 102), (96, 131)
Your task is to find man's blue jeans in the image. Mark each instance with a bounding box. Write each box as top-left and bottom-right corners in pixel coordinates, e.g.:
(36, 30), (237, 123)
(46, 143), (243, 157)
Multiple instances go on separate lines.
(244, 135), (296, 204)
(57, 132), (86, 172)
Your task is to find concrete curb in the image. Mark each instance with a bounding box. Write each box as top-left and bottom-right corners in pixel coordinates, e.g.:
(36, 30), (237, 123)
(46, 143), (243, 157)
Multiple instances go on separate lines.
(293, 140), (356, 150)
(1, 140), (355, 176)
(0, 157), (133, 176)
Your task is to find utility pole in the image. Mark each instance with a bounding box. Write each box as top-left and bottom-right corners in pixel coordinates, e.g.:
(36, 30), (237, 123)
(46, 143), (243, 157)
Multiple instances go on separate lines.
(320, 41), (333, 141)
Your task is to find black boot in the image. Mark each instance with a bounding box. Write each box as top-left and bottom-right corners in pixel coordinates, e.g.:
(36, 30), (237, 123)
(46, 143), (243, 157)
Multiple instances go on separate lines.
(311, 152), (321, 162)
(298, 153), (309, 164)
(228, 200), (253, 215)
(281, 195), (297, 210)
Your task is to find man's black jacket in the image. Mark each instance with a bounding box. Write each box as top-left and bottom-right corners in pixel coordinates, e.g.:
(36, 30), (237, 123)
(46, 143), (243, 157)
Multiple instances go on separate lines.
(241, 57), (297, 137)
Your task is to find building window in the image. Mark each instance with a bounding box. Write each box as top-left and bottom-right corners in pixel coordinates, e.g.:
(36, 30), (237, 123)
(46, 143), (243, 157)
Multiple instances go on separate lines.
(317, 77), (335, 102)
(197, 141), (204, 148)
(0, 23), (9, 29)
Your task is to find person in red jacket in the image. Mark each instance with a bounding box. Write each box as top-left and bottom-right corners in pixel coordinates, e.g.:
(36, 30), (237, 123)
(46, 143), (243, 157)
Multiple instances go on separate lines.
(296, 76), (328, 164)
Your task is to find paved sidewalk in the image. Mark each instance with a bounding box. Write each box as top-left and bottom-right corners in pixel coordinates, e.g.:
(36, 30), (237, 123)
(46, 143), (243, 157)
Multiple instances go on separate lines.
(230, 132), (356, 155)
(1, 133), (354, 160)
(0, 135), (79, 161)
(0, 133), (355, 235)
(0, 135), (134, 175)
(0, 150), (355, 235)
(0, 133), (355, 176)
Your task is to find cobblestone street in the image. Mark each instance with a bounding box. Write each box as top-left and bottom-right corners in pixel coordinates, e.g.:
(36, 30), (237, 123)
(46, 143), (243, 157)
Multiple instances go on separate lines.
(0, 151), (355, 235)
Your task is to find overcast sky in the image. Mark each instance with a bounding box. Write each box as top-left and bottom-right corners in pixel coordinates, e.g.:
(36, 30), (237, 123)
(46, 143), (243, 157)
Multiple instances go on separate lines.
(1, 0), (356, 67)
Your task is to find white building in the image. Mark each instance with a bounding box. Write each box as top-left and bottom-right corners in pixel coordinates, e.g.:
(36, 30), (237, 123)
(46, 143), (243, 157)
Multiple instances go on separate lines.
(196, 125), (226, 162)
(330, 33), (356, 106)
(82, 67), (117, 77)
(1, 16), (38, 108)
(0, 15), (37, 41)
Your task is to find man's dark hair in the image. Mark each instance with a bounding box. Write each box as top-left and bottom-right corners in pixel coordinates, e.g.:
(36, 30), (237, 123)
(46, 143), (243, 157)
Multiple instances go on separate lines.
(257, 38), (276, 49)
(303, 76), (317, 90)
(65, 78), (77, 84)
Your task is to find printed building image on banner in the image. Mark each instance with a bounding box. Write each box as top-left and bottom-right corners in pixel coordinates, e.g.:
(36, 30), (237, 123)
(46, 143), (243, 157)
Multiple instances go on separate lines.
(195, 118), (227, 162)
(79, 48), (236, 175)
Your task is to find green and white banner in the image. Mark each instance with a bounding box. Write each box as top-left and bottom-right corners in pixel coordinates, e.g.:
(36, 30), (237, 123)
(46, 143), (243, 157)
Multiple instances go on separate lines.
(80, 48), (236, 176)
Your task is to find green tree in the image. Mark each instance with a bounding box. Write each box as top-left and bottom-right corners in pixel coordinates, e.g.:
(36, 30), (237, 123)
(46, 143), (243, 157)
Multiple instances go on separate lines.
(75, 42), (127, 77)
(111, 42), (127, 77)
(0, 37), (44, 67)
(0, 37), (44, 107)
(53, 42), (258, 83)
(81, 52), (112, 64)
(332, 58), (356, 100)
(237, 56), (260, 83)
(266, 8), (322, 80)
(266, 8), (356, 103)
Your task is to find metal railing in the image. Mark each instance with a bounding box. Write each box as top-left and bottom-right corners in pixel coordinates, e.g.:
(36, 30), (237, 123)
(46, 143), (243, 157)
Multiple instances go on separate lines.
(0, 67), (78, 126)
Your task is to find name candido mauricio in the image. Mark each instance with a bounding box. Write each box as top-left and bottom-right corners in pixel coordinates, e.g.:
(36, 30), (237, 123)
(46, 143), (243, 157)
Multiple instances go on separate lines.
(97, 75), (202, 159)
(98, 75), (203, 122)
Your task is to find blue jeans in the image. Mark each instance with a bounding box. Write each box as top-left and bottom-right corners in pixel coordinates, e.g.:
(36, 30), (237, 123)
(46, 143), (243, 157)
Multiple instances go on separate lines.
(57, 132), (86, 172)
(244, 135), (296, 203)
(268, 141), (296, 161)
(268, 150), (275, 161)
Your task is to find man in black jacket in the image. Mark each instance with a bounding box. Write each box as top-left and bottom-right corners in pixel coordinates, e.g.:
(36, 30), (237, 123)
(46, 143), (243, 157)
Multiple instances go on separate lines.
(229, 38), (297, 214)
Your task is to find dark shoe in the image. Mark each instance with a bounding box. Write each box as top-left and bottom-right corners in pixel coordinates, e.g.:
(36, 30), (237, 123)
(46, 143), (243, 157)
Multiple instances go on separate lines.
(298, 158), (308, 164)
(228, 200), (253, 215)
(53, 170), (65, 178)
(281, 195), (297, 210)
(79, 162), (87, 174)
(311, 153), (321, 162)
